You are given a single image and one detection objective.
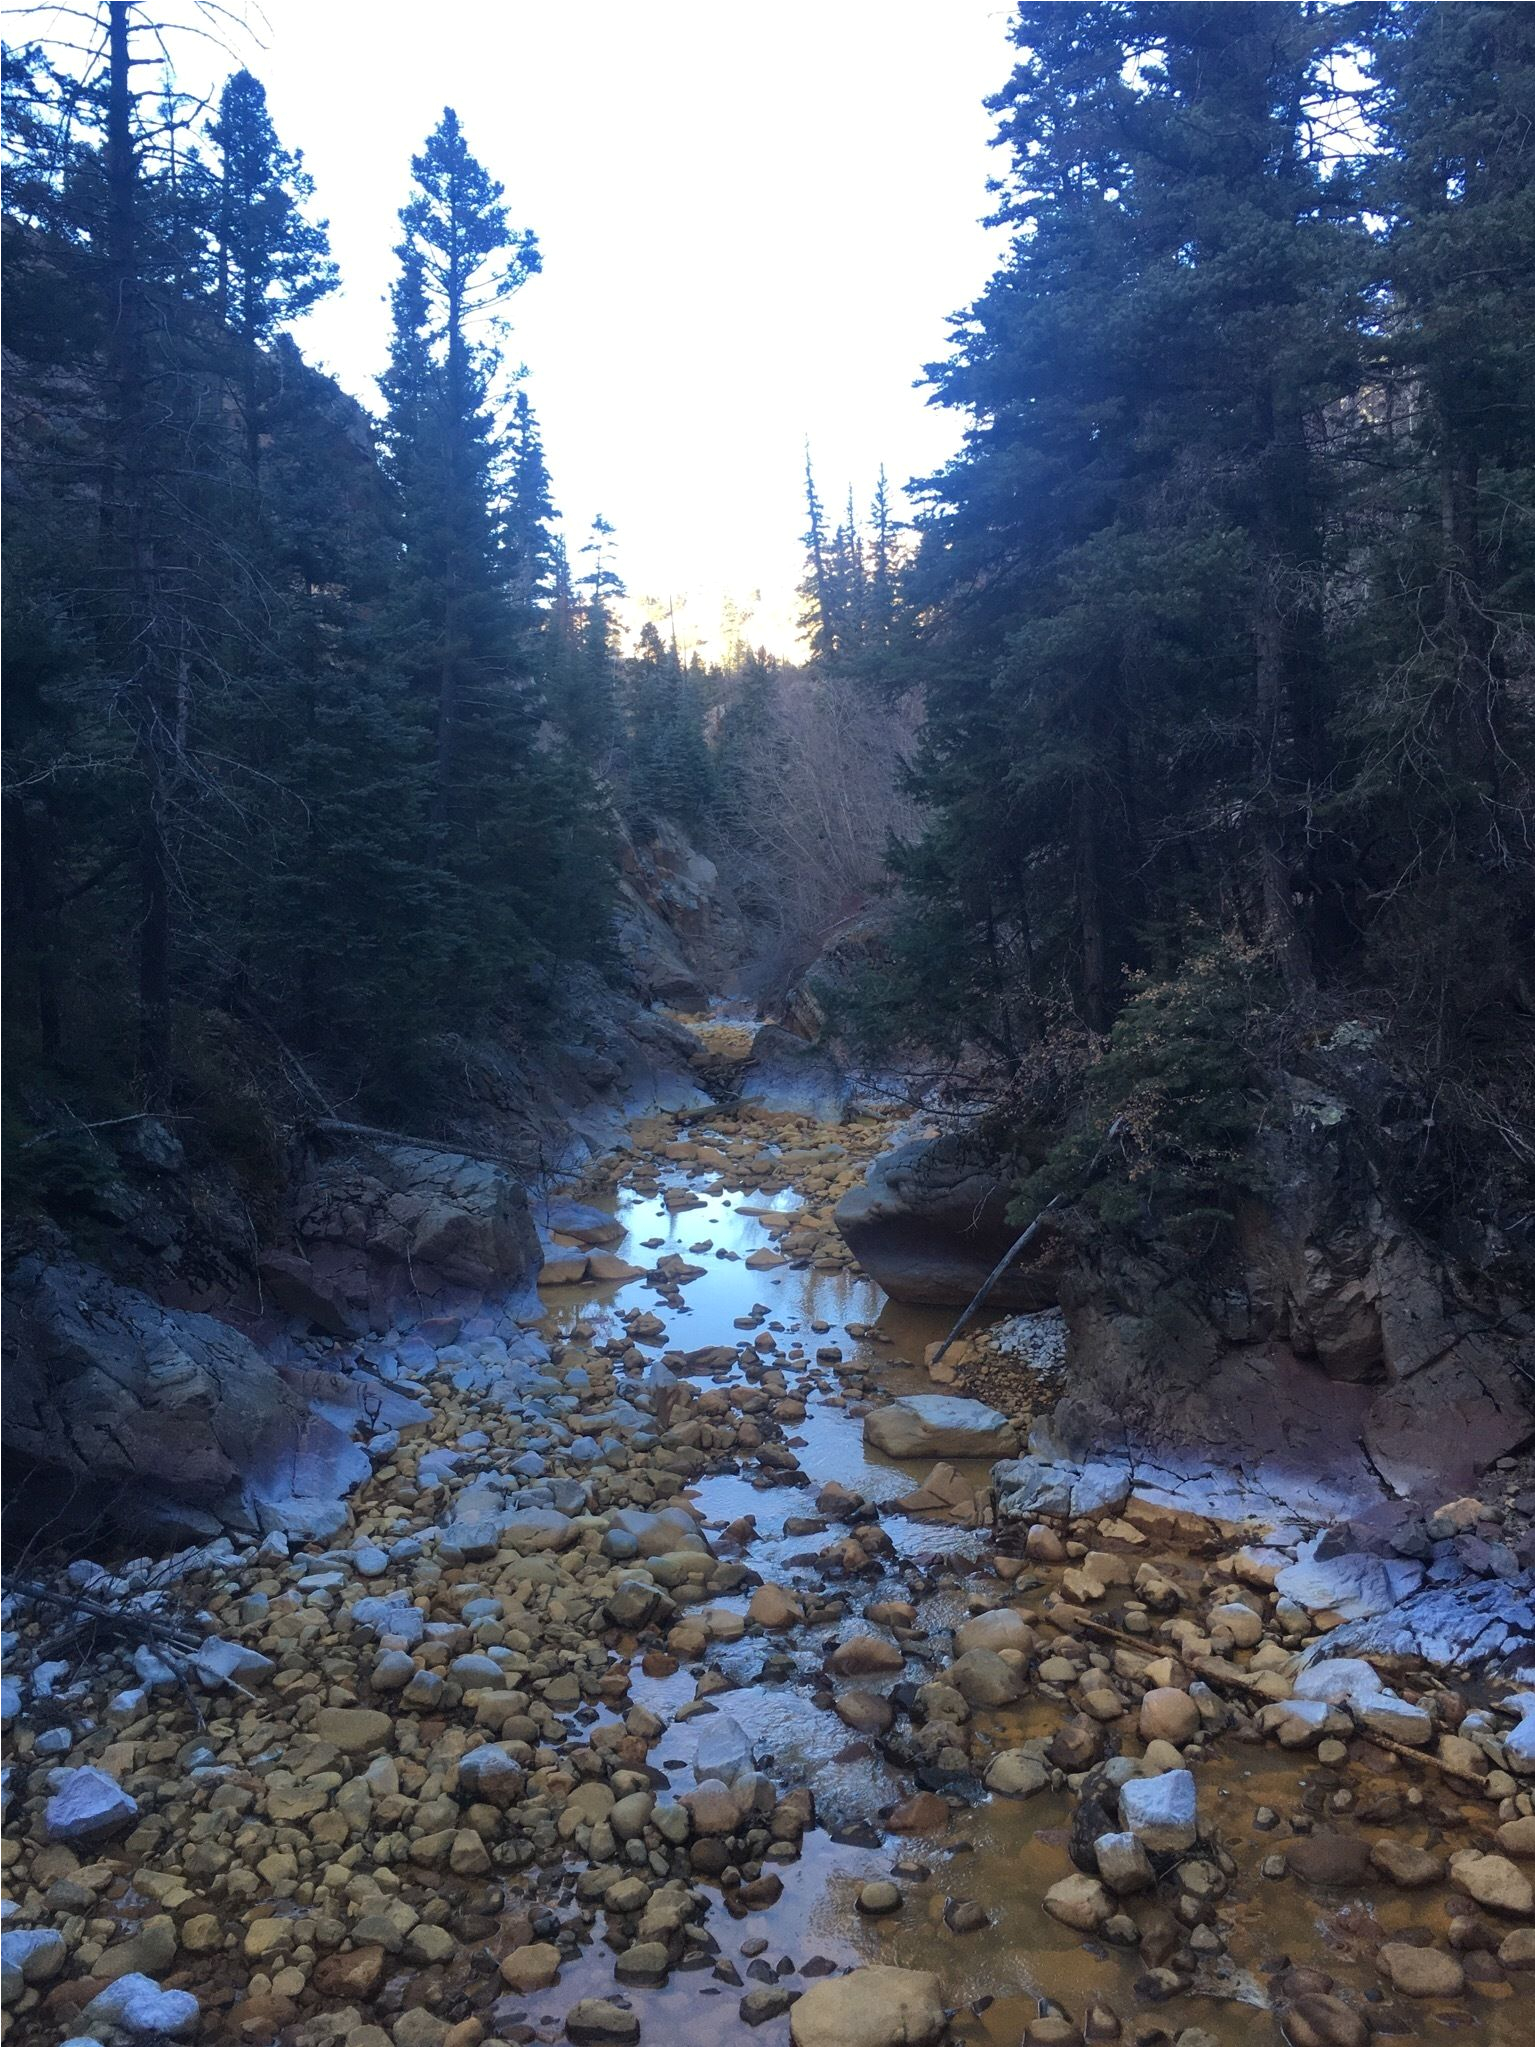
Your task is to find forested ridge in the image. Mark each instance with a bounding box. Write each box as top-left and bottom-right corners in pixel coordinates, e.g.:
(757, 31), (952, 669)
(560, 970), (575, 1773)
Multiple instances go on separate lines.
(832, 0), (1534, 1259)
(3, 0), (1532, 1269)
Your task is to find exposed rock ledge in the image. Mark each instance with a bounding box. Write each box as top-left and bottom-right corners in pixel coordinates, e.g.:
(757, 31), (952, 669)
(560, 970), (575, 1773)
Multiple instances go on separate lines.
(2, 1256), (424, 1545)
(284, 1130), (543, 1332)
(837, 1072), (1531, 1504)
(2, 1131), (545, 1543)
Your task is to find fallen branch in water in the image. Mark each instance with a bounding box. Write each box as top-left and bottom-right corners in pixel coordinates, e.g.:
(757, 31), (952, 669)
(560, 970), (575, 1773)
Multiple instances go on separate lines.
(930, 1114), (1125, 1366)
(930, 1196), (1067, 1367)
(1044, 1603), (1176, 1662)
(1353, 1726), (1492, 1790)
(1042, 1604), (1491, 1789)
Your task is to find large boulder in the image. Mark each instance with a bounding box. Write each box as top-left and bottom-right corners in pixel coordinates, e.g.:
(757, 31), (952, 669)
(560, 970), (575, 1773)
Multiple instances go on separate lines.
(738, 1024), (850, 1121)
(790, 1965), (945, 2047)
(834, 1131), (1067, 1308)
(864, 1395), (1018, 1460)
(290, 1135), (541, 1320)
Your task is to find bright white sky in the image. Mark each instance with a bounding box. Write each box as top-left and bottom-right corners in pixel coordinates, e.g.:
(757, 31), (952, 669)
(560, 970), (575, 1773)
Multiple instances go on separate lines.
(29, 0), (1018, 657)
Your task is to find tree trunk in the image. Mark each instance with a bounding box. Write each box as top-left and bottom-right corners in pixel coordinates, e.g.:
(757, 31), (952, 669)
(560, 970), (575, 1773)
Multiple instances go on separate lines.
(8, 799), (62, 1048)
(1253, 601), (1313, 994)
(1075, 773), (1108, 1034)
(105, 0), (174, 1103)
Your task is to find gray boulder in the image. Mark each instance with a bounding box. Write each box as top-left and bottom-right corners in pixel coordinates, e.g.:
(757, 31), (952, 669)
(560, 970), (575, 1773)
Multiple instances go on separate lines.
(738, 1024), (850, 1121)
(834, 1132), (1066, 1307)
(45, 1766), (137, 1845)
(864, 1395), (1018, 1461)
(292, 1136), (541, 1306)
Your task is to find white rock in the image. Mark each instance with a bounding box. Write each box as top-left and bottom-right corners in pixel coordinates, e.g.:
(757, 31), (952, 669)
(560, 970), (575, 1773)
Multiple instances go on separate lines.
(1257, 1697), (1352, 1748)
(1119, 1768), (1198, 1853)
(1275, 1542), (1423, 1621)
(80, 1974), (200, 2042)
(131, 1645), (179, 1692)
(1503, 1693), (1535, 1777)
(1294, 1656), (1431, 1744)
(693, 1714), (754, 1786)
(44, 1767), (137, 1844)
(192, 1637), (276, 1690)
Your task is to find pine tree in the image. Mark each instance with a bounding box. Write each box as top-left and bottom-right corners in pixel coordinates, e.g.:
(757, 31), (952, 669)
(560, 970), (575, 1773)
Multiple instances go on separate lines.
(208, 68), (337, 475)
(869, 465), (896, 649)
(798, 444), (837, 660)
(562, 512), (622, 768)
(504, 388), (559, 614)
(379, 108), (585, 1016)
(383, 106), (539, 794)
(625, 623), (713, 827)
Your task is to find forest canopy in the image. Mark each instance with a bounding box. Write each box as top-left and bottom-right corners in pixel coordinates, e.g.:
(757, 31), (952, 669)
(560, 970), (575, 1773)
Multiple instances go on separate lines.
(2, 0), (1531, 1255)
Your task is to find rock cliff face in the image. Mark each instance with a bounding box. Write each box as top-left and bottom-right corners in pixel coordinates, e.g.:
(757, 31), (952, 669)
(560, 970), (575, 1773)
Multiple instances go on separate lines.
(614, 818), (749, 1010)
(1, 1131), (535, 1541)
(737, 1024), (851, 1122)
(1053, 1075), (1532, 1504)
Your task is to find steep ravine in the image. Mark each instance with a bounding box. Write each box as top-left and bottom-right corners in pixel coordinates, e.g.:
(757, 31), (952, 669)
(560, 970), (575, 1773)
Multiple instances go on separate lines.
(1, 1071), (1533, 2048)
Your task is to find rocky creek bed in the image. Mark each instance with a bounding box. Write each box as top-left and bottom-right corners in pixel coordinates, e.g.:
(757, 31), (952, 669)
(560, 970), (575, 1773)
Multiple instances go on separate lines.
(2, 1097), (1533, 2048)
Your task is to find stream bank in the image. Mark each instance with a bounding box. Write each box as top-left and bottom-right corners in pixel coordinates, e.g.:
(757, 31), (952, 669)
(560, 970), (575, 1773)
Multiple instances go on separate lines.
(1, 1087), (1533, 2048)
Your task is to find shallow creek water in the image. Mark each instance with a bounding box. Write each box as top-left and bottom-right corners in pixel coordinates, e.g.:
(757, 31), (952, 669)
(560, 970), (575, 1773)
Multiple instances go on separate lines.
(518, 1136), (1533, 2048)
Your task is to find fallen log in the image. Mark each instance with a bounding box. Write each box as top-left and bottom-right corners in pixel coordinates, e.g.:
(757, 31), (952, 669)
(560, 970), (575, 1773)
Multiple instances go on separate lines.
(7, 1577), (202, 1653)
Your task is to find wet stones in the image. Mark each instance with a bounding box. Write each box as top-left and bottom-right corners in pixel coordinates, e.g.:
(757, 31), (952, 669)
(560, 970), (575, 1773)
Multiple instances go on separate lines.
(566, 1996), (642, 2044)
(741, 1985), (795, 2024)
(1094, 1831), (1155, 1896)
(983, 1750), (1049, 1798)
(834, 1689), (895, 1734)
(887, 1791), (949, 1833)
(747, 1583), (803, 1628)
(1138, 1687), (1200, 1746)
(789, 1965), (945, 2047)
(1284, 1833), (1371, 1887)
(1376, 1941), (1466, 1997)
(856, 1879), (903, 1915)
(827, 1634), (903, 1677)
(1278, 1994), (1369, 2048)
(953, 1608), (1034, 1658)
(1368, 1838), (1445, 1887)
(1048, 1719), (1104, 1772)
(863, 1395), (1019, 1460)
(945, 1648), (1024, 1708)
(1450, 1848), (1535, 1916)
(1043, 1873), (1114, 1931)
